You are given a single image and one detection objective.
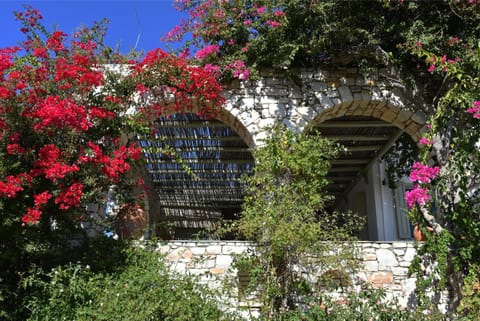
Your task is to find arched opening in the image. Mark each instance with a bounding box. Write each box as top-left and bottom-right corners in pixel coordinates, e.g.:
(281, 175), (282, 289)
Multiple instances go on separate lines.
(309, 115), (420, 241)
(136, 112), (254, 239)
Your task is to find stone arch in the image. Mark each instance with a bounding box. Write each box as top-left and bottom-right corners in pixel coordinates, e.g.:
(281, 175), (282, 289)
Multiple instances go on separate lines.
(303, 91), (424, 241)
(307, 98), (426, 142)
(134, 109), (255, 240)
(215, 107), (255, 148)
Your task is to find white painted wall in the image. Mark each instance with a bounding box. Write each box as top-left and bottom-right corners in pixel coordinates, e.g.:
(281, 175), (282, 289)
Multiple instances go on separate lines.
(337, 161), (413, 241)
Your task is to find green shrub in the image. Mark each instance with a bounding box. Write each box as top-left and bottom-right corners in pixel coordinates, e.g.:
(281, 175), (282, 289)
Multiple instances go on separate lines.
(253, 285), (430, 321)
(23, 245), (240, 321)
(236, 126), (363, 313)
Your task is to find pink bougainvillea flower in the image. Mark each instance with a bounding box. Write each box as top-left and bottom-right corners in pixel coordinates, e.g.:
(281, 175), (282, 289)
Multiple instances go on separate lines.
(467, 101), (480, 119)
(256, 6), (267, 14)
(409, 162), (440, 184)
(238, 69), (250, 80)
(419, 137), (433, 146)
(165, 25), (183, 42)
(405, 186), (430, 209)
(266, 20), (281, 28)
(194, 44), (220, 60)
(203, 64), (221, 78)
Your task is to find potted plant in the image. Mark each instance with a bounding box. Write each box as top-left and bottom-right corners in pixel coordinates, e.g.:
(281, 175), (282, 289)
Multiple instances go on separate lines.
(413, 223), (433, 242)
(115, 203), (147, 240)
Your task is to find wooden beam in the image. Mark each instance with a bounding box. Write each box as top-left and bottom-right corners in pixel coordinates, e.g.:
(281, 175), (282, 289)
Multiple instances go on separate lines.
(152, 178), (244, 183)
(154, 120), (227, 128)
(154, 146), (252, 152)
(331, 159), (370, 165)
(148, 168), (249, 174)
(317, 120), (396, 128)
(344, 145), (382, 152)
(337, 128), (404, 202)
(159, 204), (243, 210)
(157, 186), (245, 190)
(324, 135), (390, 141)
(151, 136), (242, 142)
(147, 159), (254, 164)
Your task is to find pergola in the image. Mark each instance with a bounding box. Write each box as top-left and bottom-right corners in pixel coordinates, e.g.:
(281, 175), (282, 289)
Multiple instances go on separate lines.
(137, 113), (254, 239)
(313, 116), (403, 201)
(137, 114), (403, 239)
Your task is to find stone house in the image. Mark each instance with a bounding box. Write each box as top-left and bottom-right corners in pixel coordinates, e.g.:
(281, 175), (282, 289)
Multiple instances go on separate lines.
(132, 67), (426, 242)
(110, 66), (437, 314)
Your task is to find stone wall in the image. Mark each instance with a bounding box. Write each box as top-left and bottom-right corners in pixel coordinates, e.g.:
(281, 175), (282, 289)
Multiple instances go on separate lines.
(155, 240), (420, 316)
(218, 68), (425, 147)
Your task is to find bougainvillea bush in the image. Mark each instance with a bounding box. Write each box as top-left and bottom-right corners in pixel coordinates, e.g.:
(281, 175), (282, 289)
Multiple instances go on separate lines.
(0, 6), (224, 319)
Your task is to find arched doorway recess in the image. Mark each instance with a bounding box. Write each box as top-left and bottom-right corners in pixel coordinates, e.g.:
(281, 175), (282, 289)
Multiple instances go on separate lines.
(136, 113), (254, 239)
(309, 111), (421, 241)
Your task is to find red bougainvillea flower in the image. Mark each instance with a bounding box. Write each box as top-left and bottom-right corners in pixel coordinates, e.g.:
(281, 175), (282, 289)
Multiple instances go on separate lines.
(2, 7), (225, 227)
(34, 191), (52, 206)
(46, 31), (67, 51)
(55, 182), (84, 210)
(30, 96), (91, 132)
(22, 207), (43, 224)
(0, 175), (25, 198)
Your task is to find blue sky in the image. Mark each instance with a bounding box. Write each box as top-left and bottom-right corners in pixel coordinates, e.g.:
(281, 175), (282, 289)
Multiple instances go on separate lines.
(1, 0), (187, 54)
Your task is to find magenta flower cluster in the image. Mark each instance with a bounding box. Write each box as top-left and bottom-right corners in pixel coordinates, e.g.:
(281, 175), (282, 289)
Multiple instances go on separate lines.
(409, 162), (440, 184)
(194, 44), (220, 60)
(225, 60), (250, 80)
(405, 162), (440, 209)
(466, 100), (480, 119)
(405, 187), (431, 209)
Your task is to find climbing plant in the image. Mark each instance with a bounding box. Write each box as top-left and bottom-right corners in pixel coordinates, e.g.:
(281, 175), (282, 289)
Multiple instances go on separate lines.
(402, 17), (480, 321)
(235, 126), (363, 315)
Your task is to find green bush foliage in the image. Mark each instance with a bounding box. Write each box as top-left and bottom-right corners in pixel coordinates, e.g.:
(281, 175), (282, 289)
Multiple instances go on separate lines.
(234, 126), (364, 315)
(22, 244), (239, 321)
(253, 286), (425, 321)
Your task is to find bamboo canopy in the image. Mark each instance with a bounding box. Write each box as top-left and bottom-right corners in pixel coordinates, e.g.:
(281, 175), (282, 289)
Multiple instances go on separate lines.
(137, 113), (254, 238)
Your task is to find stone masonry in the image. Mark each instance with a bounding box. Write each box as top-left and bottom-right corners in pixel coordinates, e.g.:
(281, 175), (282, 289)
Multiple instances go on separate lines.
(155, 240), (420, 316)
(215, 68), (426, 148)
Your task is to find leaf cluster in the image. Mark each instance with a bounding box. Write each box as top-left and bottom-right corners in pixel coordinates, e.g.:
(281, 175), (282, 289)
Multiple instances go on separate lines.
(22, 244), (238, 321)
(235, 126), (364, 314)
